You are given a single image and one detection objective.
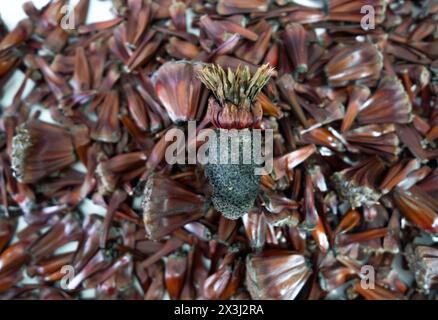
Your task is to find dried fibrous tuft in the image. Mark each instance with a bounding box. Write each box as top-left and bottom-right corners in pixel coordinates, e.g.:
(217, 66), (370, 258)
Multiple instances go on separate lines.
(142, 174), (208, 240)
(11, 120), (76, 184)
(198, 63), (274, 110)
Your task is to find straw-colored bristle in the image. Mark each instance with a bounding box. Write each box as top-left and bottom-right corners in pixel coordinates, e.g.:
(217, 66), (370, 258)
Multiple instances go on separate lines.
(198, 63), (274, 109)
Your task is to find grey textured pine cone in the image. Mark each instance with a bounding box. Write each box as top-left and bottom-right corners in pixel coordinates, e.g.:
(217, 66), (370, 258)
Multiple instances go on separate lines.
(204, 129), (261, 219)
